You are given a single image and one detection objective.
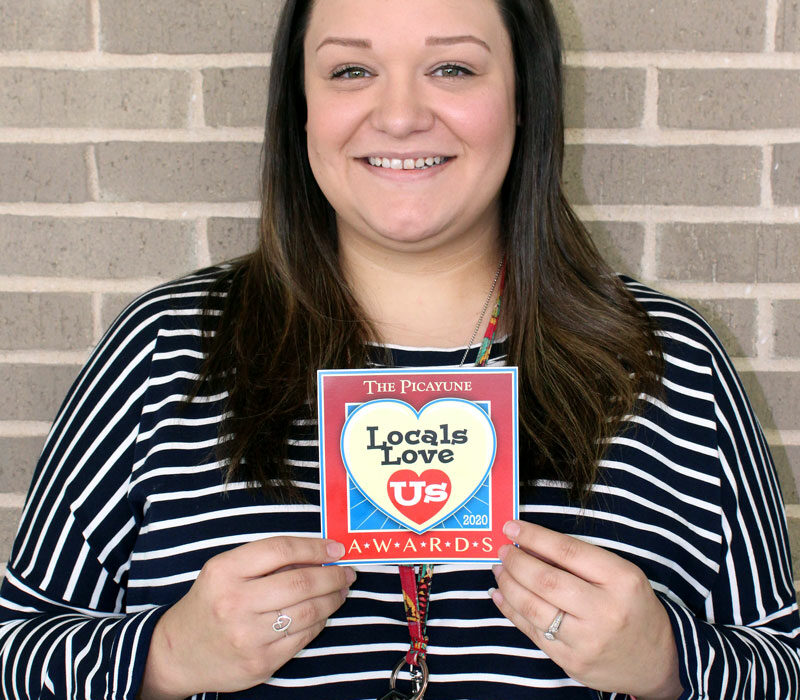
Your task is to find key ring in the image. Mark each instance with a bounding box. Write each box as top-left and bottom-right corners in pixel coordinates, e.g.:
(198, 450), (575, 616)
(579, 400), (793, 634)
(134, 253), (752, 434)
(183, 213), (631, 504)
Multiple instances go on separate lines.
(389, 655), (429, 699)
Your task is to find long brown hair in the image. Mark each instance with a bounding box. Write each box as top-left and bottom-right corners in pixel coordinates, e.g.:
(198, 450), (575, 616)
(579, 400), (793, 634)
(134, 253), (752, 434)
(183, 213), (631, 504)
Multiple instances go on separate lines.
(199, 0), (663, 501)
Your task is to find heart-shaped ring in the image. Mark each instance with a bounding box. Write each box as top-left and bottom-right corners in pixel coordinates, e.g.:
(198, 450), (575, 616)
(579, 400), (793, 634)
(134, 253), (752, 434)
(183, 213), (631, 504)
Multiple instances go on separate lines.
(272, 611), (292, 636)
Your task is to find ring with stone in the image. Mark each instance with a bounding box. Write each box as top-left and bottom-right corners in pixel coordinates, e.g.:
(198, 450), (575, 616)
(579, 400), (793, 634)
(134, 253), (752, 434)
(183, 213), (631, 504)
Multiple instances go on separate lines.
(272, 610), (293, 637)
(543, 609), (564, 641)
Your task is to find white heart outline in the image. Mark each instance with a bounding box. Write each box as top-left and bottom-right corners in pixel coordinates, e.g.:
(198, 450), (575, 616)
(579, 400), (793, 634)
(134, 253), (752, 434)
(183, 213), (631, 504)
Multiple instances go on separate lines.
(340, 397), (497, 534)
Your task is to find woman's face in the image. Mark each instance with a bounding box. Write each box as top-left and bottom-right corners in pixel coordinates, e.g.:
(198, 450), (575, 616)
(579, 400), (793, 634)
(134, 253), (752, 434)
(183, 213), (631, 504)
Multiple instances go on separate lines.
(303, 0), (517, 255)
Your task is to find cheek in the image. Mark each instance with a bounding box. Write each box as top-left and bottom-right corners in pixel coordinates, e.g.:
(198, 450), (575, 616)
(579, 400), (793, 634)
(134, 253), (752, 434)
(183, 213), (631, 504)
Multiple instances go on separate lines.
(444, 90), (516, 156)
(305, 95), (364, 166)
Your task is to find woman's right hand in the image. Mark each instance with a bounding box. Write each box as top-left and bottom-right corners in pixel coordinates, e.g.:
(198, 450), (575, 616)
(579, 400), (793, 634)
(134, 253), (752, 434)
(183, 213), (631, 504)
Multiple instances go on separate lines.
(139, 536), (354, 700)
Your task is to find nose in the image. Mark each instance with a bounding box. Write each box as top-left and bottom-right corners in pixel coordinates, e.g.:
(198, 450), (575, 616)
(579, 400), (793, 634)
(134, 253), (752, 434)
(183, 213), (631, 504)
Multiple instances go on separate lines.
(369, 75), (435, 138)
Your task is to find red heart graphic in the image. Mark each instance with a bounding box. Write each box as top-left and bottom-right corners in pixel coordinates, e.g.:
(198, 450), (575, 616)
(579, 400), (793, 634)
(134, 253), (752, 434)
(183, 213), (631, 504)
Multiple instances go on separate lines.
(386, 469), (451, 525)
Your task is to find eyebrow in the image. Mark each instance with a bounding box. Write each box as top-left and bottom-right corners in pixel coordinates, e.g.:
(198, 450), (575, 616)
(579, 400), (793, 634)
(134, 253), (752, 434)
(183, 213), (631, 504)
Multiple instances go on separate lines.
(315, 35), (491, 53)
(425, 35), (491, 52)
(316, 37), (372, 51)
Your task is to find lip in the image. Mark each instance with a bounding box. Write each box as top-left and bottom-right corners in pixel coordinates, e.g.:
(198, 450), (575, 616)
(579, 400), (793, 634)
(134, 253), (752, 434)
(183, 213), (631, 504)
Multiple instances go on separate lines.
(356, 156), (455, 180)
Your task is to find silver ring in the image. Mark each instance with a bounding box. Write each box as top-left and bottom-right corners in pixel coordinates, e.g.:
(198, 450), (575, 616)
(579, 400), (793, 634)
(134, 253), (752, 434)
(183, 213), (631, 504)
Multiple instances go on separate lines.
(272, 610), (292, 637)
(543, 609), (564, 641)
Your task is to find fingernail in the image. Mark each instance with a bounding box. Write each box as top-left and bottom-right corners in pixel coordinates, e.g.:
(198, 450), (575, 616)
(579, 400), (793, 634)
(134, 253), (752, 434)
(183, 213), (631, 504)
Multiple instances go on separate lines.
(327, 541), (345, 559)
(345, 567), (357, 584)
(503, 521), (520, 539)
(489, 587), (504, 605)
(497, 544), (510, 560)
(340, 587), (350, 600)
(492, 563), (504, 578)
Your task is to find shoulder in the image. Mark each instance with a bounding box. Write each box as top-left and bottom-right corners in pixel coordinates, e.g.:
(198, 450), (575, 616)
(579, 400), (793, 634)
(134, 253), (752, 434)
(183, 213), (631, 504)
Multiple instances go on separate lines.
(619, 275), (729, 370)
(81, 264), (236, 386)
(106, 264), (234, 339)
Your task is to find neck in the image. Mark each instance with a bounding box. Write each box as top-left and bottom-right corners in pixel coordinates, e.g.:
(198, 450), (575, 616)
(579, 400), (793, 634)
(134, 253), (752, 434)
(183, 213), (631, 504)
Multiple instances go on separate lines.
(339, 234), (504, 348)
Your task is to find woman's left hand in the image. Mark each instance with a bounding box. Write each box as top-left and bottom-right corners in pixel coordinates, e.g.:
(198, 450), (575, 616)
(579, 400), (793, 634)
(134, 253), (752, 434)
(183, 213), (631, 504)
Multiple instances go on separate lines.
(491, 520), (683, 700)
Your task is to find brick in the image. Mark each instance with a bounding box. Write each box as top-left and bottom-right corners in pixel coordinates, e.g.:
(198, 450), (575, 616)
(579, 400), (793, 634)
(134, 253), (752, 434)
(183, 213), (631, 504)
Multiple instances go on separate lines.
(0, 437), (44, 493)
(553, 0), (764, 52)
(685, 298), (757, 358)
(563, 146), (761, 206)
(0, 0), (91, 51)
(777, 0), (800, 51)
(0, 509), (22, 566)
(773, 444), (800, 504)
(0, 145), (88, 203)
(0, 365), (82, 422)
(101, 293), (140, 330)
(740, 372), (800, 432)
(564, 68), (646, 129)
(774, 301), (800, 358)
(96, 143), (261, 203)
(0, 217), (198, 278)
(0, 294), (93, 351)
(773, 144), (800, 206)
(659, 70), (800, 130)
(656, 224), (800, 283)
(208, 217), (259, 263)
(790, 515), (800, 578)
(203, 68), (269, 128)
(100, 0), (282, 54)
(0, 69), (192, 129)
(585, 221), (645, 278)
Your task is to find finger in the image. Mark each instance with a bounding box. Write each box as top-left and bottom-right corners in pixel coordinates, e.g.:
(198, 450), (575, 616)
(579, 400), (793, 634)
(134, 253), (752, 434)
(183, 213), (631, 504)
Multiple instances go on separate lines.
(250, 563), (357, 613)
(504, 520), (624, 584)
(491, 563), (571, 643)
(498, 543), (598, 619)
(263, 588), (349, 641)
(216, 537), (345, 578)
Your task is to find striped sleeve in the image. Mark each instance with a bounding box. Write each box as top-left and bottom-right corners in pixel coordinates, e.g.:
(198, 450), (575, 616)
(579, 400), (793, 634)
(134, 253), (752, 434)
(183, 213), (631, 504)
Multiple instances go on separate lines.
(649, 301), (800, 697)
(0, 275), (203, 699)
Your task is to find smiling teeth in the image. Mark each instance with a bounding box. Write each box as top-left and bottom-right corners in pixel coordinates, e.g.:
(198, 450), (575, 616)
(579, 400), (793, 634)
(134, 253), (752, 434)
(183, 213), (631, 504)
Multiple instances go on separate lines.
(368, 156), (447, 170)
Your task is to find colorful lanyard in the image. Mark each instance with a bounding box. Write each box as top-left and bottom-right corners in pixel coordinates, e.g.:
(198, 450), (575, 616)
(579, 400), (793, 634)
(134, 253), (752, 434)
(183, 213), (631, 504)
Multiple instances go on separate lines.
(382, 272), (505, 700)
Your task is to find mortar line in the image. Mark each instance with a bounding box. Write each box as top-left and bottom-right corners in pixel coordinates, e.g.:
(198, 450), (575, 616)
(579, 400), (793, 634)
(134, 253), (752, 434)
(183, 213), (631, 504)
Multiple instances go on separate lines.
(573, 205), (800, 224)
(640, 221), (658, 284)
(765, 0), (781, 52)
(647, 282), (800, 300)
(0, 127), (263, 144)
(3, 127), (799, 146)
(765, 430), (800, 445)
(0, 53), (273, 69)
(731, 357), (800, 372)
(2, 50), (799, 70)
(90, 0), (102, 53)
(84, 145), (101, 202)
(189, 71), (206, 129)
(761, 145), (775, 208)
(642, 67), (659, 129)
(0, 202), (260, 218)
(757, 297), (776, 359)
(0, 350), (90, 364)
(0, 494), (27, 509)
(91, 292), (104, 343)
(0, 278), (169, 293)
(564, 128), (800, 146)
(563, 52), (800, 69)
(196, 218), (212, 267)
(0, 421), (52, 437)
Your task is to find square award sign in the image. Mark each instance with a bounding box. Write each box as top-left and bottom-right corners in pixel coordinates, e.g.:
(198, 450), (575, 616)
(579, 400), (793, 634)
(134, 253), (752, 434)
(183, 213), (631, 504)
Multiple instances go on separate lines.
(318, 367), (518, 565)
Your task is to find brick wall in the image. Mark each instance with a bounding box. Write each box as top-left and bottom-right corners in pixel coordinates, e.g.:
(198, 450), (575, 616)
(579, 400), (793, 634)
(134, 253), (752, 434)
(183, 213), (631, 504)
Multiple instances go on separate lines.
(0, 0), (798, 587)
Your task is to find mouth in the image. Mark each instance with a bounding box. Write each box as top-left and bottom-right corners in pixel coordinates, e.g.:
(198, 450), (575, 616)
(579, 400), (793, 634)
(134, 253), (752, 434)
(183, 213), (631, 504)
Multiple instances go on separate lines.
(364, 156), (452, 171)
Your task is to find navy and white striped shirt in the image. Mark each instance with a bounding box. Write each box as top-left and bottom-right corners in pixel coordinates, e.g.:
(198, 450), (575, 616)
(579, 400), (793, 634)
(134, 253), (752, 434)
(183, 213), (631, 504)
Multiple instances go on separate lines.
(1, 265), (798, 699)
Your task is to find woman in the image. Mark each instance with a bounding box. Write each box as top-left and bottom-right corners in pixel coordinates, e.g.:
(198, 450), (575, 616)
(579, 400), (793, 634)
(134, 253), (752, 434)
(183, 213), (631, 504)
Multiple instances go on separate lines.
(1, 0), (798, 698)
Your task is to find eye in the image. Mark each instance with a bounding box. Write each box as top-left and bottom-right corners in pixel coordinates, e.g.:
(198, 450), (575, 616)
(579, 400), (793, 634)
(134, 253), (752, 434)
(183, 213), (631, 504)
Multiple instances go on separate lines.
(330, 65), (372, 80)
(431, 64), (474, 78)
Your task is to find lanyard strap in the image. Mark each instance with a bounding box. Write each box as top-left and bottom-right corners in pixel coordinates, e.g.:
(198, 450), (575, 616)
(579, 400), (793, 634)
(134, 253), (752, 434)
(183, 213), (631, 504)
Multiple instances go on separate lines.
(395, 267), (506, 690)
(399, 563), (434, 666)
